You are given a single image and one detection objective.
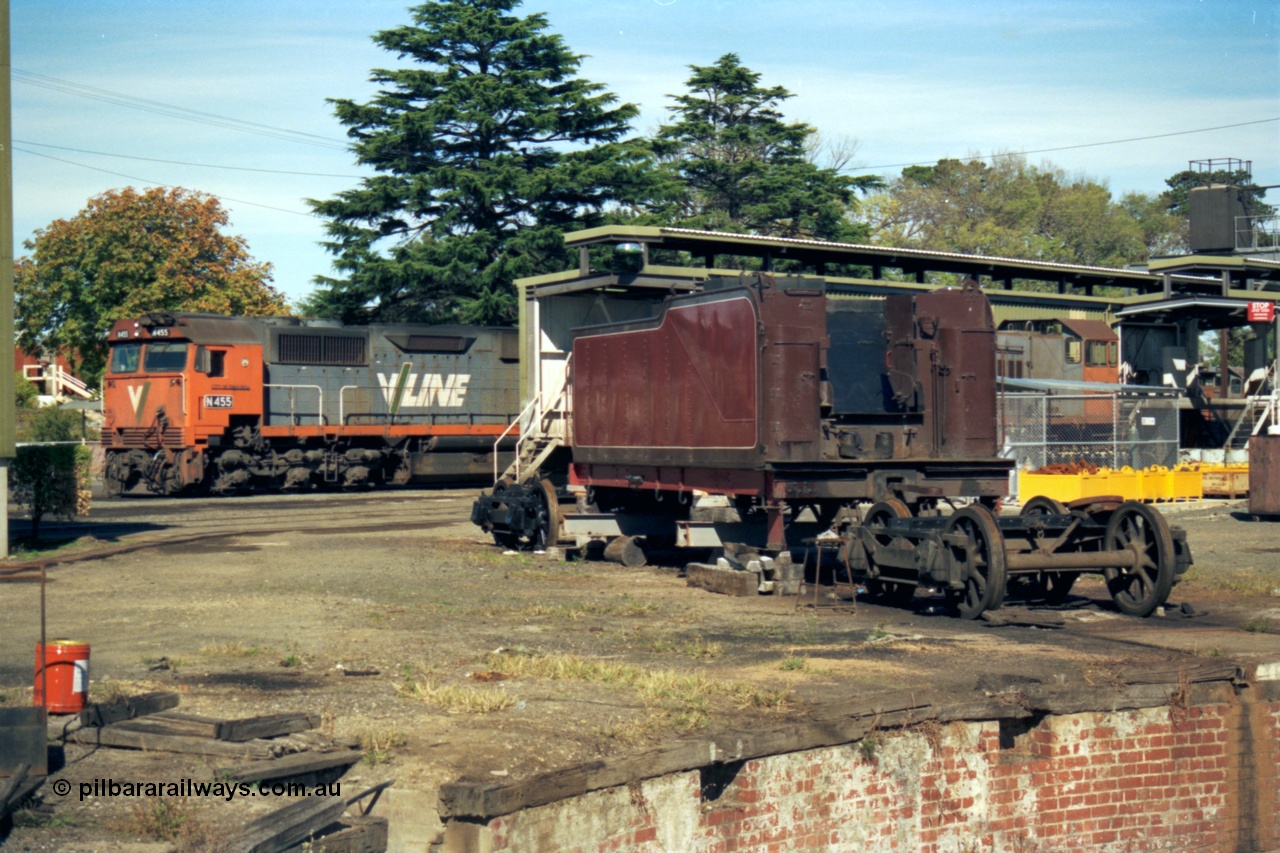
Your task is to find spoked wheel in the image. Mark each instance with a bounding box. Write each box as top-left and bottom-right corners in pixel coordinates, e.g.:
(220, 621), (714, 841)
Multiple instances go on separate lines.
(1020, 496), (1068, 517)
(944, 505), (1008, 620)
(863, 499), (917, 606)
(1018, 496), (1078, 604)
(1103, 502), (1175, 617)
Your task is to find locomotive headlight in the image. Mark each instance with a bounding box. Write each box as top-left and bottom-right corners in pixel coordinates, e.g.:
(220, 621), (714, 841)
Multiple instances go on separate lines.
(242, 358), (249, 367)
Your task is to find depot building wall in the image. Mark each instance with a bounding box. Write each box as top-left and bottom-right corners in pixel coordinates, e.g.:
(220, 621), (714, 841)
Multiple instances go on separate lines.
(440, 682), (1279, 853)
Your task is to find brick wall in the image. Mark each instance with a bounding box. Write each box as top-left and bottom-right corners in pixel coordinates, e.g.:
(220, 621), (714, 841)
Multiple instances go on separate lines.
(447, 687), (1279, 852)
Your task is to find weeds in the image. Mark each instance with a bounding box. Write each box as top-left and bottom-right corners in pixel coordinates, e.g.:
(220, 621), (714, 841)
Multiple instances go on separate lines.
(646, 634), (723, 659)
(200, 641), (269, 658)
(280, 654), (304, 668)
(483, 651), (789, 731)
(779, 656), (807, 672)
(397, 679), (514, 713)
(356, 727), (408, 766)
(1241, 615), (1274, 634)
(108, 797), (226, 850)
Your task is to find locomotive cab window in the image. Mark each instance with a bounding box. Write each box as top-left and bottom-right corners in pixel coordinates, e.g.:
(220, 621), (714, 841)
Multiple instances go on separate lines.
(1064, 339), (1082, 365)
(110, 342), (141, 374)
(194, 346), (225, 377)
(143, 341), (189, 373)
(1085, 340), (1110, 368)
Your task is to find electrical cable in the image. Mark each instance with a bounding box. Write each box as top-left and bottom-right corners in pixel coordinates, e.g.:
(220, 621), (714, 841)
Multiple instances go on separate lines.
(14, 140), (364, 179)
(853, 118), (1280, 173)
(14, 146), (318, 218)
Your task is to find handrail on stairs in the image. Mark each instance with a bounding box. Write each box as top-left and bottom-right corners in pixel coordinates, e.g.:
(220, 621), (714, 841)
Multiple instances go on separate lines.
(492, 353), (572, 484)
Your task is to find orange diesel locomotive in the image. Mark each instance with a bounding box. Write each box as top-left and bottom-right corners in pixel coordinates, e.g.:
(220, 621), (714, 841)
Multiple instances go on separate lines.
(101, 312), (519, 496)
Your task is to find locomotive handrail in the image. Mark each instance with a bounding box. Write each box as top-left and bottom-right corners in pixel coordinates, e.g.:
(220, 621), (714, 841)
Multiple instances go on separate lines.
(339, 385), (359, 426)
(264, 384), (325, 427)
(495, 395), (539, 483)
(495, 352), (573, 483)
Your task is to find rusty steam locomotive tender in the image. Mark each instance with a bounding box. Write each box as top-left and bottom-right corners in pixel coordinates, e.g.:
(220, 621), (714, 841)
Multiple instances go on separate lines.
(102, 312), (519, 495)
(473, 274), (1191, 619)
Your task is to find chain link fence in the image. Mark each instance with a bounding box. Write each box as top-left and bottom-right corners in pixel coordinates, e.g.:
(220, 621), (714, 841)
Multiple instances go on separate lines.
(998, 392), (1180, 472)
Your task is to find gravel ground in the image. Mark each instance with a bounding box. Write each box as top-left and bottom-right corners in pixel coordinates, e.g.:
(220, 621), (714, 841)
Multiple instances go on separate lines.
(1, 489), (1277, 850)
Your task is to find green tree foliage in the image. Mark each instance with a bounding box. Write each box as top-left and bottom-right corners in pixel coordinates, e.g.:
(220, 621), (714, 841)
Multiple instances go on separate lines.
(646, 53), (879, 242)
(10, 444), (92, 540)
(865, 156), (1151, 269)
(15, 187), (285, 387)
(305, 0), (648, 325)
(14, 372), (38, 408)
(1161, 167), (1272, 217)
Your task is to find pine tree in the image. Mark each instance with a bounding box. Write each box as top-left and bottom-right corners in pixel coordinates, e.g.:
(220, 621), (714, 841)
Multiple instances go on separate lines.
(647, 54), (876, 242)
(306, 0), (647, 325)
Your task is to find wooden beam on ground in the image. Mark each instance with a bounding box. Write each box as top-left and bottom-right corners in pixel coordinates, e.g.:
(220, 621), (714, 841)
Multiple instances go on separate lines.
(0, 763), (28, 818)
(216, 749), (363, 786)
(69, 725), (275, 759)
(236, 795), (346, 853)
(79, 692), (180, 728)
(308, 815), (388, 853)
(218, 712), (320, 743)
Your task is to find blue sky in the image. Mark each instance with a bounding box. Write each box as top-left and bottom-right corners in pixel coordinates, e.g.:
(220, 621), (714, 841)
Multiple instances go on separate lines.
(12, 0), (1279, 305)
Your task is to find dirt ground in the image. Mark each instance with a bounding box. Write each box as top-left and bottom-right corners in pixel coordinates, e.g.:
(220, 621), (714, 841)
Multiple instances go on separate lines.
(1, 489), (1278, 851)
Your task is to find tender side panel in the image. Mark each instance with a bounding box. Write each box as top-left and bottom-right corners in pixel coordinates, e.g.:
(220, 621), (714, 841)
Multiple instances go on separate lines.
(572, 293), (759, 452)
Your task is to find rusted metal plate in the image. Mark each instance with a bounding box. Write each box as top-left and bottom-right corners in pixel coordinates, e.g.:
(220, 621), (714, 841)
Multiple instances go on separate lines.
(1248, 436), (1280, 514)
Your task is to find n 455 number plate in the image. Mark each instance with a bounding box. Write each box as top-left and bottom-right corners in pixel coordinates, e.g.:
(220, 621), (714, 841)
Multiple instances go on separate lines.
(203, 395), (234, 408)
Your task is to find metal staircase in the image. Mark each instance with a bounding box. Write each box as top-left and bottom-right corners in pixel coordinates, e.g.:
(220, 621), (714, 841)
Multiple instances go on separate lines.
(1224, 364), (1277, 450)
(492, 354), (572, 485)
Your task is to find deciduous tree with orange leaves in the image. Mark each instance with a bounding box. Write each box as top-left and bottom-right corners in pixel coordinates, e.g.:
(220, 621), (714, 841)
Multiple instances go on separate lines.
(15, 186), (286, 387)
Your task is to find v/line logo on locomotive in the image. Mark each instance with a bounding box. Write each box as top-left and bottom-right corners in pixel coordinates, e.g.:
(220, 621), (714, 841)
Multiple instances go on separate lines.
(377, 370), (471, 409)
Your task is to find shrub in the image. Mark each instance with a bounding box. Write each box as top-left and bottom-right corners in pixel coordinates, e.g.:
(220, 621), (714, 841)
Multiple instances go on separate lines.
(19, 407), (82, 442)
(14, 371), (38, 408)
(10, 444), (93, 540)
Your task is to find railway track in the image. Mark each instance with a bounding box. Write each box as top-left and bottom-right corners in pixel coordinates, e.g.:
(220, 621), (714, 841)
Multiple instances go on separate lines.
(3, 488), (479, 576)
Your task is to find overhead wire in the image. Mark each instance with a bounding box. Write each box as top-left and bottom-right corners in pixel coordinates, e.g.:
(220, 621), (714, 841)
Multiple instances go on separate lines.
(852, 118), (1280, 173)
(15, 146), (318, 218)
(14, 140), (365, 179)
(13, 69), (351, 151)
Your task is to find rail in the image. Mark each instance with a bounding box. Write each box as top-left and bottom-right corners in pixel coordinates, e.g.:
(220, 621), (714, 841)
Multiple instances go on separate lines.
(264, 384), (325, 426)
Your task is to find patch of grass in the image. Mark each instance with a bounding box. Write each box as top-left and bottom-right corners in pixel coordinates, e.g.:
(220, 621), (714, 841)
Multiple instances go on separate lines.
(280, 654), (304, 668)
(13, 809), (77, 830)
(0, 686), (21, 704)
(1179, 564), (1280, 597)
(140, 656), (187, 675)
(397, 679), (515, 714)
(857, 732), (882, 762)
(6, 536), (86, 560)
(1241, 615), (1275, 634)
(484, 651), (789, 731)
(356, 727), (408, 766)
(107, 797), (226, 850)
(200, 641), (269, 658)
(779, 656), (807, 672)
(91, 678), (135, 704)
(497, 598), (664, 622)
(646, 634), (723, 659)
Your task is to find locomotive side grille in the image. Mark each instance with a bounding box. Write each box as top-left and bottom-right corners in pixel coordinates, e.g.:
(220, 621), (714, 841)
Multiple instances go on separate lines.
(277, 333), (367, 366)
(408, 334), (467, 353)
(112, 428), (183, 449)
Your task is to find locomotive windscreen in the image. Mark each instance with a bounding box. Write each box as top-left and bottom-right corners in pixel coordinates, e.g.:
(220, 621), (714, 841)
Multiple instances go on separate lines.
(825, 300), (895, 416)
